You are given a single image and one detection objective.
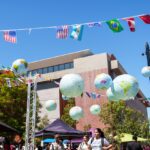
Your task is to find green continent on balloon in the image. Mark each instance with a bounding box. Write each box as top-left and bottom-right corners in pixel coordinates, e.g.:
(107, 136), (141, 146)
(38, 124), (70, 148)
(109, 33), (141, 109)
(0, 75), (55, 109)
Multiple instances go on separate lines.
(119, 81), (131, 95)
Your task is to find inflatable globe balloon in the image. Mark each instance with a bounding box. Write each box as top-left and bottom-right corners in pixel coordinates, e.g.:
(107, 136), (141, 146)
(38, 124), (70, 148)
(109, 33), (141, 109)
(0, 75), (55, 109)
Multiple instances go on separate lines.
(45, 100), (57, 111)
(69, 106), (84, 120)
(11, 59), (28, 76)
(94, 73), (112, 90)
(106, 87), (119, 101)
(60, 74), (84, 97)
(90, 104), (101, 115)
(141, 66), (150, 77)
(111, 74), (139, 100)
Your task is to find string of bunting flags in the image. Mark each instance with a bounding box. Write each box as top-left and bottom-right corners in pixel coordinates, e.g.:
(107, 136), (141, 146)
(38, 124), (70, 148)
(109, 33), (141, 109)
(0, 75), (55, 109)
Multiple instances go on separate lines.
(0, 14), (150, 43)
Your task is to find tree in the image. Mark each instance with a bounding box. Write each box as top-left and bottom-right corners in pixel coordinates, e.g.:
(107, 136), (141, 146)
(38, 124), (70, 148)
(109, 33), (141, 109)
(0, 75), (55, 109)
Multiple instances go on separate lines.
(0, 72), (41, 133)
(99, 100), (149, 138)
(61, 99), (76, 127)
(37, 114), (49, 130)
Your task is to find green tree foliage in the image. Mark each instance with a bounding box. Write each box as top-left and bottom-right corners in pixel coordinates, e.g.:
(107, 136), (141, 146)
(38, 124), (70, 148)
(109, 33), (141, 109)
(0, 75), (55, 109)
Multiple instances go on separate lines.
(99, 100), (149, 138)
(61, 99), (76, 127)
(0, 72), (41, 133)
(37, 114), (49, 130)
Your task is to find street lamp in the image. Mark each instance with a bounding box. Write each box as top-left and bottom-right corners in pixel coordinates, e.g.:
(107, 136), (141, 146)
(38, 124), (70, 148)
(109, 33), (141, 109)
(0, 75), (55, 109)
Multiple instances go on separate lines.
(142, 42), (150, 66)
(142, 42), (150, 80)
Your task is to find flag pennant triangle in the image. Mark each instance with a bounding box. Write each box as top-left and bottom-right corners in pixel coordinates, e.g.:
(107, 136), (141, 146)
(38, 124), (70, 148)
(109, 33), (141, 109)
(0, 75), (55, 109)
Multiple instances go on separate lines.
(139, 14), (150, 24)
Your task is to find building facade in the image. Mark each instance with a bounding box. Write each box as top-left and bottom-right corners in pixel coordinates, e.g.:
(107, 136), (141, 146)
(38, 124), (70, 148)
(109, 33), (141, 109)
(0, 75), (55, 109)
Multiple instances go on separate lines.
(28, 50), (148, 130)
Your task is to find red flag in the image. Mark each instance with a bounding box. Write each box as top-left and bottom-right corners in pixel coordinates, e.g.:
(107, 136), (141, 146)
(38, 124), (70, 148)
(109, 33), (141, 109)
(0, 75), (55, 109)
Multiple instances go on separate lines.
(124, 17), (135, 32)
(139, 14), (150, 24)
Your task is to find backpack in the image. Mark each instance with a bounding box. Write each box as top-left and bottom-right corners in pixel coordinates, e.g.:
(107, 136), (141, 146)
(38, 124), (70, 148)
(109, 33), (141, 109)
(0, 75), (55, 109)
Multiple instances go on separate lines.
(90, 137), (104, 146)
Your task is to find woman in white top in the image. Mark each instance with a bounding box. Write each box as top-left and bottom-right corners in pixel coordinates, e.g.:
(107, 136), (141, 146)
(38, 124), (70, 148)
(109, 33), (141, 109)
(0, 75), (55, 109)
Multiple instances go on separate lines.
(88, 128), (112, 150)
(78, 135), (90, 150)
(49, 134), (65, 150)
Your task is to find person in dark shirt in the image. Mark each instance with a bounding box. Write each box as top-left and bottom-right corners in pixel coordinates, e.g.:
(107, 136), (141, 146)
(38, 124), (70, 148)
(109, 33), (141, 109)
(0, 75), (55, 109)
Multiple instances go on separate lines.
(12, 134), (24, 150)
(126, 135), (142, 150)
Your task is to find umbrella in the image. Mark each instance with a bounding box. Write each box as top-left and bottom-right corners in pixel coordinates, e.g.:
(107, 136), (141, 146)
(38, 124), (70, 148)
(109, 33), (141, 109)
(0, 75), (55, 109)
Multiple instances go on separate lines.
(35, 119), (91, 138)
(0, 121), (19, 133)
(43, 138), (55, 143)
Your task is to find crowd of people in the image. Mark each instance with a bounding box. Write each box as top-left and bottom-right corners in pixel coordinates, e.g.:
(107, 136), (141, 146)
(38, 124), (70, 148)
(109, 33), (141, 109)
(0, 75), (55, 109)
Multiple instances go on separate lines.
(0, 128), (149, 150)
(42, 128), (146, 150)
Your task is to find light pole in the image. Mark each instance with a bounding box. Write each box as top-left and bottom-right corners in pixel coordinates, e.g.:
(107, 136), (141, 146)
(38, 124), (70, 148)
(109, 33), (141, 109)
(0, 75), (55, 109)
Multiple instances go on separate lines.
(142, 42), (150, 65)
(142, 42), (150, 80)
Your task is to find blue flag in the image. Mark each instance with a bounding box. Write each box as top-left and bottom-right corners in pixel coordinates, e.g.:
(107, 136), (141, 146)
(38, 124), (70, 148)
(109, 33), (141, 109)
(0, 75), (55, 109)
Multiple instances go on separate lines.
(70, 25), (84, 41)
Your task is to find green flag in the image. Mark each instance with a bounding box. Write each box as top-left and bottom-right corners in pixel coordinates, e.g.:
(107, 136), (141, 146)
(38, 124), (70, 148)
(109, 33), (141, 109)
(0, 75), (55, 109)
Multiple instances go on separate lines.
(106, 19), (123, 32)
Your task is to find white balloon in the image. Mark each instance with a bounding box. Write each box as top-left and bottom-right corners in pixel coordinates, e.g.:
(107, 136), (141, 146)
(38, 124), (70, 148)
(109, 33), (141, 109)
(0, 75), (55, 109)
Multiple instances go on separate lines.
(69, 106), (84, 120)
(94, 73), (112, 90)
(45, 100), (57, 111)
(90, 104), (101, 115)
(111, 74), (139, 100)
(141, 66), (150, 77)
(11, 59), (28, 76)
(60, 74), (84, 97)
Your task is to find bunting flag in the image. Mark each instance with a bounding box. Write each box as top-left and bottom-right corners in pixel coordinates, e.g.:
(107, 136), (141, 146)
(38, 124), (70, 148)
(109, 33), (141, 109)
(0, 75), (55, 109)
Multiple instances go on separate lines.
(106, 19), (124, 32)
(56, 25), (69, 39)
(97, 94), (101, 99)
(70, 25), (84, 41)
(3, 31), (17, 43)
(85, 91), (91, 98)
(5, 78), (11, 87)
(124, 18), (135, 32)
(139, 14), (150, 24)
(85, 91), (101, 99)
(91, 92), (97, 99)
(88, 22), (101, 27)
(0, 14), (149, 43)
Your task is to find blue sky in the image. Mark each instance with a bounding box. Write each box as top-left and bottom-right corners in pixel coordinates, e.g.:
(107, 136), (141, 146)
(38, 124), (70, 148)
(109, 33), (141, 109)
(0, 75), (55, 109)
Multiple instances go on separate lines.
(0, 1), (150, 117)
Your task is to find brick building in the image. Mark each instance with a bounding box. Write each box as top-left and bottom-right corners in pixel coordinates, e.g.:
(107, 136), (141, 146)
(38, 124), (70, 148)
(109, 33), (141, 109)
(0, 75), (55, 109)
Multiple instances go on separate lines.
(28, 50), (148, 130)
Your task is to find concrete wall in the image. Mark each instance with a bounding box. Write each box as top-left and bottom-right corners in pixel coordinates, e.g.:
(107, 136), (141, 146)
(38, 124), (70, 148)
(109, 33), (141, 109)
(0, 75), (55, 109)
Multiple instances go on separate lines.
(37, 82), (60, 121)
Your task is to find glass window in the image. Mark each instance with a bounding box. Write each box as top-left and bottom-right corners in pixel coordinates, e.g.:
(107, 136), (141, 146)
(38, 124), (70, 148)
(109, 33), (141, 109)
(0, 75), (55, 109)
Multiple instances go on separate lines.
(54, 65), (59, 72)
(59, 64), (65, 71)
(43, 68), (48, 74)
(70, 62), (74, 68)
(27, 71), (31, 77)
(32, 70), (37, 76)
(48, 66), (53, 73)
(64, 63), (70, 69)
(38, 68), (43, 74)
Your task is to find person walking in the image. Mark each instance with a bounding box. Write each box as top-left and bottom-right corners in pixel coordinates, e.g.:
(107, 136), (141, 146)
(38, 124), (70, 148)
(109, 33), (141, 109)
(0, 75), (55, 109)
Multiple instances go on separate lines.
(126, 135), (142, 150)
(49, 134), (65, 150)
(88, 128), (112, 150)
(78, 135), (89, 150)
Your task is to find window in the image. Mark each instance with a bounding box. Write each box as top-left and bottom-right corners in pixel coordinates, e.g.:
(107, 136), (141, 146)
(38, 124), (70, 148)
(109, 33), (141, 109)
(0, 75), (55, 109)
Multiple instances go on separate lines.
(54, 65), (59, 72)
(32, 70), (37, 76)
(48, 66), (54, 73)
(43, 67), (48, 74)
(64, 63), (70, 69)
(38, 68), (43, 74)
(29, 62), (73, 75)
(27, 71), (31, 77)
(59, 64), (65, 71)
(70, 62), (74, 68)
